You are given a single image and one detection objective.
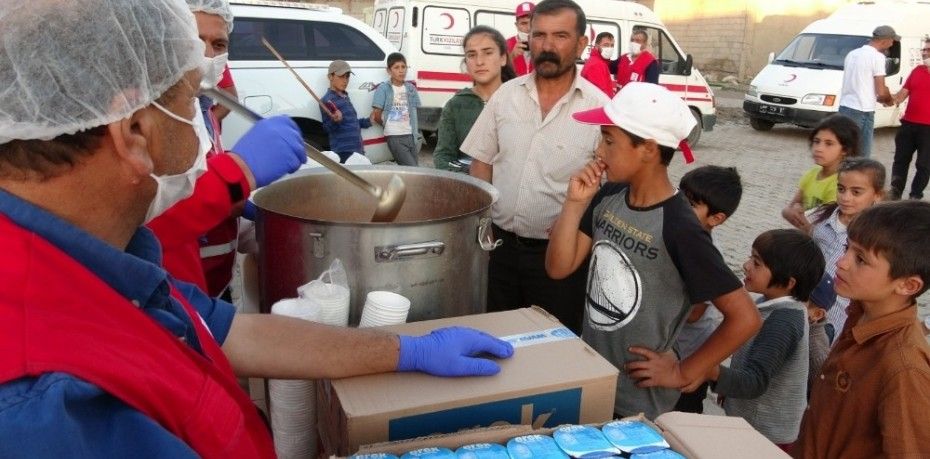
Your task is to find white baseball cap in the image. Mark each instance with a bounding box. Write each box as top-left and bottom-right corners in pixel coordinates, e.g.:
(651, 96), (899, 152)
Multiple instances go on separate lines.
(572, 82), (697, 163)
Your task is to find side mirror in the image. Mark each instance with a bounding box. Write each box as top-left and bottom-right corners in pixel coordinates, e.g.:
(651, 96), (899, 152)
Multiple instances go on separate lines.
(682, 54), (693, 76)
(768, 52), (775, 64)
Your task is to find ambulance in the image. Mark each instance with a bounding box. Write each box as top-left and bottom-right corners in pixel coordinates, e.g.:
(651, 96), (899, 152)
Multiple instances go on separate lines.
(743, 1), (930, 131)
(371, 0), (717, 145)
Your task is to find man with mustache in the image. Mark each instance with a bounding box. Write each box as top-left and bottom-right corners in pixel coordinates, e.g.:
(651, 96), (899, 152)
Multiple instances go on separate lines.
(462, 0), (608, 334)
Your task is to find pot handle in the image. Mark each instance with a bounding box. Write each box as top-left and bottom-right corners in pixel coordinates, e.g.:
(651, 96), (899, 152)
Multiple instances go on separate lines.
(478, 217), (502, 251)
(375, 241), (445, 262)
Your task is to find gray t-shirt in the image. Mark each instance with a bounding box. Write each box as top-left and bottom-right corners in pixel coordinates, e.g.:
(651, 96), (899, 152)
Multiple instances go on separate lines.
(580, 183), (742, 419)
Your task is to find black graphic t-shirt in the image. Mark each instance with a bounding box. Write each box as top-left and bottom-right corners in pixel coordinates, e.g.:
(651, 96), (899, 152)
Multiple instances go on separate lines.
(580, 182), (741, 419)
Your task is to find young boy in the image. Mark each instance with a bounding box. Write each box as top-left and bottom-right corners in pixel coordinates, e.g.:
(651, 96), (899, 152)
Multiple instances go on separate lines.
(794, 201), (930, 457)
(546, 83), (762, 420)
(673, 165), (743, 413)
(321, 60), (372, 163)
(372, 52), (421, 166)
(805, 273), (836, 396)
(707, 229), (824, 448)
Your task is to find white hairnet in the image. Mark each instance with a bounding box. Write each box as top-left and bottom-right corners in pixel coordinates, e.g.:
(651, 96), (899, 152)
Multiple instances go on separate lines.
(187, 0), (235, 32)
(0, 0), (204, 143)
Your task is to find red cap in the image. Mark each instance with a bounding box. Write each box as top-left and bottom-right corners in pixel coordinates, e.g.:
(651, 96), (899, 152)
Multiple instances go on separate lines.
(515, 2), (535, 18)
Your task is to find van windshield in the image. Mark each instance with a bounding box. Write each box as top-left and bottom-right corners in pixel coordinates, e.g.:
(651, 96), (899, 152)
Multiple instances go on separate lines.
(773, 33), (869, 70)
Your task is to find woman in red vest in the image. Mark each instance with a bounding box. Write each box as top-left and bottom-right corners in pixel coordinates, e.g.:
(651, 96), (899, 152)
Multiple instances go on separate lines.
(615, 29), (660, 90)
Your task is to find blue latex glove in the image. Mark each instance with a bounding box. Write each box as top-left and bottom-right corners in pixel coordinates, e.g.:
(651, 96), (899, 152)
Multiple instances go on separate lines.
(241, 200), (257, 221)
(397, 326), (514, 377)
(232, 116), (306, 187)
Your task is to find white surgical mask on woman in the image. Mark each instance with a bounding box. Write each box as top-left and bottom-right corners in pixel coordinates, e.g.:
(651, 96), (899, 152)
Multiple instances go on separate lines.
(201, 53), (229, 87)
(145, 98), (211, 223)
(600, 46), (614, 59)
(629, 41), (642, 56)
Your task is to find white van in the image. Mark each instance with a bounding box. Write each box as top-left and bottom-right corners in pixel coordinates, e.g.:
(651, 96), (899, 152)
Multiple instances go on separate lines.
(223, 1), (396, 163)
(743, 1), (930, 131)
(371, 0), (717, 145)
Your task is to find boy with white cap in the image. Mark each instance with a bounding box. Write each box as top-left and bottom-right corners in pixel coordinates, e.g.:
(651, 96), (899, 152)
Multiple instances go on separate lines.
(546, 82), (761, 419)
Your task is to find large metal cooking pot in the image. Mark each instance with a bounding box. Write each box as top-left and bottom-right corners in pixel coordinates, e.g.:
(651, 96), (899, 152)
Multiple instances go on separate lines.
(254, 165), (499, 324)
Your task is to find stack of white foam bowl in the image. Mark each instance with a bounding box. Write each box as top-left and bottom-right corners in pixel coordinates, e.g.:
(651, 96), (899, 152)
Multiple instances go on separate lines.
(268, 298), (322, 459)
(359, 291), (411, 328)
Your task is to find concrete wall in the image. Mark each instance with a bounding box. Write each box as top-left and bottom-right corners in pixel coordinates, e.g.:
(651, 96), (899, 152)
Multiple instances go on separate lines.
(652, 0), (852, 82)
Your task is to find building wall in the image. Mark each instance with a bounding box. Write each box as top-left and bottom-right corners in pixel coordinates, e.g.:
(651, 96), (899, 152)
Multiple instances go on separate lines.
(652, 0), (852, 82)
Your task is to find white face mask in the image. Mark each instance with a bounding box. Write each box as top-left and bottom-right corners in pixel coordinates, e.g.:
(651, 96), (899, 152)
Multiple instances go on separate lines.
(517, 31), (529, 42)
(924, 57), (930, 67)
(629, 41), (642, 56)
(200, 53), (228, 88)
(145, 99), (211, 223)
(599, 46), (614, 59)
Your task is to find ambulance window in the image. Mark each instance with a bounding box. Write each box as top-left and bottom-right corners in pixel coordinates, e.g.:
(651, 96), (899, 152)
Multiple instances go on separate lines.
(637, 26), (685, 75)
(373, 9), (388, 37)
(421, 7), (472, 56)
(475, 10), (518, 39)
(229, 18), (385, 61)
(585, 21), (621, 61)
(387, 7), (406, 50)
(886, 40), (901, 76)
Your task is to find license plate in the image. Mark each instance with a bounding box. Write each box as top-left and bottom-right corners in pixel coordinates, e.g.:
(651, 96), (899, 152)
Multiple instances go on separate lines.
(759, 104), (785, 115)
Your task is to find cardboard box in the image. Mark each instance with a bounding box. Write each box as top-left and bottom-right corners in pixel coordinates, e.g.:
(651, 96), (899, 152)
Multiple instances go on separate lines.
(354, 413), (789, 459)
(317, 307), (620, 457)
(655, 411), (789, 459)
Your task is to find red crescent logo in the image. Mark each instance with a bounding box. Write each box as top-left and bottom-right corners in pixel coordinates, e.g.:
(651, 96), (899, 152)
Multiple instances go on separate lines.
(391, 11), (400, 28)
(784, 74), (797, 83)
(441, 12), (454, 30)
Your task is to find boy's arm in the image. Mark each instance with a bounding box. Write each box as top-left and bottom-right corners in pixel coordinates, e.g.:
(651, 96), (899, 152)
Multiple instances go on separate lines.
(370, 108), (384, 126)
(628, 288), (761, 391)
(879, 367), (930, 455)
(782, 189), (810, 231)
(545, 161), (604, 279)
(711, 308), (805, 398)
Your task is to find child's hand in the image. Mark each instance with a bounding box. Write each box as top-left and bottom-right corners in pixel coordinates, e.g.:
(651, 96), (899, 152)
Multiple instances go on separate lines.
(781, 202), (810, 231)
(567, 159), (605, 204)
(626, 346), (689, 389)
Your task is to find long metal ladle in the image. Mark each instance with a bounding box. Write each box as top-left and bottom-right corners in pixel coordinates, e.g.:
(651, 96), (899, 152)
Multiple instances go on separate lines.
(201, 85), (406, 222)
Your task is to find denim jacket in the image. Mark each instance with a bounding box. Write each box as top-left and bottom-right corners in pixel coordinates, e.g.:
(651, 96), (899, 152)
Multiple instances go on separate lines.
(372, 80), (421, 137)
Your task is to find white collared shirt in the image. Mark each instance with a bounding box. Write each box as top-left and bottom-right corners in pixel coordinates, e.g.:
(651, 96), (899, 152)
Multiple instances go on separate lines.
(462, 70), (608, 239)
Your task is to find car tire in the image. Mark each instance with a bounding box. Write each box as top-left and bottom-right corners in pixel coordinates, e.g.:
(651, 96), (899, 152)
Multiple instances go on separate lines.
(686, 108), (702, 148)
(750, 117), (775, 131)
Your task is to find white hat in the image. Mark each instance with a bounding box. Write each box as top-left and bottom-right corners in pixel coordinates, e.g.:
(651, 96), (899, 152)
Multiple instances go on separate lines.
(572, 82), (697, 163)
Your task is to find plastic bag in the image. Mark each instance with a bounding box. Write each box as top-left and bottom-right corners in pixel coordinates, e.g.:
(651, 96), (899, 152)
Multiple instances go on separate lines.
(298, 259), (351, 327)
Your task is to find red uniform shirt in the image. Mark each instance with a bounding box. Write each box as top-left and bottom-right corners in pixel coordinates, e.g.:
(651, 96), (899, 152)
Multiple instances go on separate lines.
(0, 215), (275, 458)
(902, 65), (930, 126)
(581, 51), (615, 97)
(506, 36), (534, 76)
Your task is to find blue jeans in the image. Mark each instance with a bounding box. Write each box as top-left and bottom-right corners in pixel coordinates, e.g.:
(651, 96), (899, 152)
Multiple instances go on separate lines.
(838, 106), (875, 158)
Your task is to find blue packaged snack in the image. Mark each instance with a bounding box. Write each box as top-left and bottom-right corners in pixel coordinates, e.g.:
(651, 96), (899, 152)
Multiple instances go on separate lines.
(631, 449), (686, 459)
(553, 425), (622, 458)
(601, 420), (670, 453)
(350, 454), (400, 459)
(400, 447), (456, 459)
(506, 435), (570, 459)
(455, 443), (510, 459)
